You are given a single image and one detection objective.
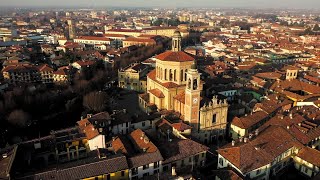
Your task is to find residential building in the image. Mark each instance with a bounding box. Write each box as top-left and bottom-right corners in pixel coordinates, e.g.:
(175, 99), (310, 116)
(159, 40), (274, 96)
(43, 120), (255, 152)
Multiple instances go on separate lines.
(122, 37), (156, 47)
(218, 125), (304, 180)
(74, 36), (111, 45)
(110, 129), (164, 180)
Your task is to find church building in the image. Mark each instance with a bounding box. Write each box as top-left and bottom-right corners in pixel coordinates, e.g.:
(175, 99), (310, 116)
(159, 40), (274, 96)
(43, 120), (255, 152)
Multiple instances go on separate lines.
(138, 31), (228, 143)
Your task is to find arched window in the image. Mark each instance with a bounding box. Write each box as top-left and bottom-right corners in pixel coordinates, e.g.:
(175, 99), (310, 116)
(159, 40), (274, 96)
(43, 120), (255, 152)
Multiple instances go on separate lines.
(180, 69), (183, 81)
(185, 69), (188, 81)
(193, 79), (198, 90)
(156, 67), (159, 78)
(174, 69), (176, 81)
(188, 78), (191, 89)
(164, 69), (167, 80)
(169, 69), (172, 81)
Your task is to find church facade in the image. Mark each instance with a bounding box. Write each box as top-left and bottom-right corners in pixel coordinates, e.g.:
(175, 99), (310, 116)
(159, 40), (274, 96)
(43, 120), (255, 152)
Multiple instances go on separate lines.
(138, 31), (228, 143)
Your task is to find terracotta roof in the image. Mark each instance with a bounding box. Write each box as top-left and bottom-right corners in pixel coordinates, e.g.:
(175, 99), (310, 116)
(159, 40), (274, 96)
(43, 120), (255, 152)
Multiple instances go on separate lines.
(272, 79), (320, 94)
(112, 129), (163, 168)
(129, 129), (158, 153)
(77, 119), (100, 140)
(149, 88), (165, 98)
(157, 138), (209, 164)
(171, 122), (192, 131)
(255, 72), (282, 80)
(2, 64), (37, 73)
(231, 111), (269, 129)
(104, 33), (127, 38)
(296, 147), (320, 167)
(218, 126), (303, 174)
(124, 37), (156, 43)
(36, 64), (54, 72)
(173, 91), (185, 104)
(155, 51), (195, 62)
(53, 68), (69, 76)
(75, 36), (110, 41)
(18, 155), (129, 180)
(74, 60), (95, 67)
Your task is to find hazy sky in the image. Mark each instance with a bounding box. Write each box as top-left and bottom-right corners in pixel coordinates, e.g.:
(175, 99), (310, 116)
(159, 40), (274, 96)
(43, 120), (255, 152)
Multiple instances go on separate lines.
(0, 0), (319, 9)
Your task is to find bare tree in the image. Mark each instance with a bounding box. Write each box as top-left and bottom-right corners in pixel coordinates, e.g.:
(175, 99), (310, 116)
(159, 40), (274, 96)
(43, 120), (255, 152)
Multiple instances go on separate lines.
(83, 91), (109, 112)
(7, 110), (31, 128)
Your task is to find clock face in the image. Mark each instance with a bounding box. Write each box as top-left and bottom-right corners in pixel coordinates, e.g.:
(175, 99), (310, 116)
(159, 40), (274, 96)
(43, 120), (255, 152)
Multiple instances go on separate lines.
(193, 98), (198, 104)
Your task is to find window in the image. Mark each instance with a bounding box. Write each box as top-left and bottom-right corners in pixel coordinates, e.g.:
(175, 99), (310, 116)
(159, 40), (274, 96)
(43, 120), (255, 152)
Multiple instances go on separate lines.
(256, 169), (261, 175)
(106, 174), (110, 180)
(132, 167), (138, 175)
(142, 122), (145, 127)
(95, 177), (99, 180)
(181, 159), (185, 167)
(154, 162), (159, 168)
(143, 164), (149, 170)
(163, 165), (169, 172)
(185, 69), (187, 81)
(154, 169), (159, 174)
(143, 173), (149, 177)
(219, 158), (224, 166)
(212, 114), (217, 124)
(195, 154), (199, 162)
(121, 170), (125, 176)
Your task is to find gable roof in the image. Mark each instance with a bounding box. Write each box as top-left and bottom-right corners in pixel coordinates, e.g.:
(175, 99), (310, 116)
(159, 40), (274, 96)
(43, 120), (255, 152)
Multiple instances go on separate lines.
(217, 126), (303, 174)
(17, 155), (128, 180)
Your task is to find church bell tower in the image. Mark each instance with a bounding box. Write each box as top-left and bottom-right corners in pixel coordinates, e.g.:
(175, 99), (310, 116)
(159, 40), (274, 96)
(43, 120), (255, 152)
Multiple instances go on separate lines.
(184, 62), (201, 130)
(172, 31), (182, 52)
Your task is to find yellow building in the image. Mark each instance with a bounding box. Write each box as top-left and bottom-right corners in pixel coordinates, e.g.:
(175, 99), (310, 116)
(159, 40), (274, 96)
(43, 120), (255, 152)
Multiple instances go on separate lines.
(139, 31), (228, 143)
(143, 27), (189, 38)
(118, 63), (149, 92)
(294, 147), (320, 178)
(122, 37), (156, 47)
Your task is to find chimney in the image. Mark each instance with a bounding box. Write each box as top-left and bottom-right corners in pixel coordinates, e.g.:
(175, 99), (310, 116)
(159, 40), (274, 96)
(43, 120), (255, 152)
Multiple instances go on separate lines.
(289, 113), (293, 119)
(287, 126), (290, 129)
(172, 166), (177, 176)
(244, 138), (248, 143)
(140, 132), (145, 140)
(239, 137), (243, 142)
(249, 133), (253, 139)
(255, 129), (259, 136)
(232, 140), (235, 146)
